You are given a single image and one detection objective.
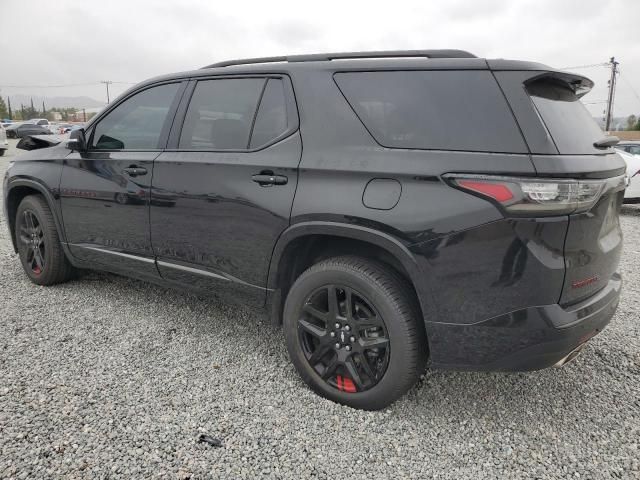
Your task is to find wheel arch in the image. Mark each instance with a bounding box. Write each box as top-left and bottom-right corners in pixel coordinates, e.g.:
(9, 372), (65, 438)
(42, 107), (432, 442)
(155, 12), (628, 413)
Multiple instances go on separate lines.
(5, 179), (68, 255)
(267, 221), (432, 328)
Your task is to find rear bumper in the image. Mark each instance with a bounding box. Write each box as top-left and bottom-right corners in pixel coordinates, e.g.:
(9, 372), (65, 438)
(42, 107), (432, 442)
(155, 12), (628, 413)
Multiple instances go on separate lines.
(427, 273), (621, 371)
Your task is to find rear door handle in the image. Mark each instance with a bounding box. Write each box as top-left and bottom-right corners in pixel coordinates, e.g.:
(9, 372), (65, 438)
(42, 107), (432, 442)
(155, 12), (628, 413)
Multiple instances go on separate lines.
(252, 173), (288, 186)
(122, 166), (148, 177)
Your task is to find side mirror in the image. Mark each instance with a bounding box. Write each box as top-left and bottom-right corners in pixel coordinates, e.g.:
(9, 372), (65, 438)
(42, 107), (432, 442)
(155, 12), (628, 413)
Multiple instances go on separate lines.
(66, 128), (87, 152)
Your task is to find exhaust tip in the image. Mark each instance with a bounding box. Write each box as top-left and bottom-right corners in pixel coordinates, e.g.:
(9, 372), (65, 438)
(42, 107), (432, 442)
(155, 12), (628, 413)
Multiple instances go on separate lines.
(553, 343), (587, 368)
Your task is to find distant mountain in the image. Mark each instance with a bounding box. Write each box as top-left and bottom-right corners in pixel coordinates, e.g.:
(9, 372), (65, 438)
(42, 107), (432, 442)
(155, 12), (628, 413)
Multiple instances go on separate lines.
(5, 94), (105, 110)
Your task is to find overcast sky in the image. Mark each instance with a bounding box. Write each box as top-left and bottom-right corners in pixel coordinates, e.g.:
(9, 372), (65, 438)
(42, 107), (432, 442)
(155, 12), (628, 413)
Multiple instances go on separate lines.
(2, 0), (639, 119)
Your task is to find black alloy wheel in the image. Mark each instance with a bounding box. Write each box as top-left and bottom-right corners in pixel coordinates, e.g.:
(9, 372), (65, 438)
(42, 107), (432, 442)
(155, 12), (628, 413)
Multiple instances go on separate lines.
(15, 195), (75, 285)
(298, 285), (390, 393)
(18, 210), (46, 275)
(284, 256), (427, 410)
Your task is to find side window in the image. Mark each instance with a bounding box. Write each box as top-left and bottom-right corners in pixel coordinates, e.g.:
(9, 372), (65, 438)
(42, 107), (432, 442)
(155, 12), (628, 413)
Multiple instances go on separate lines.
(179, 78), (264, 150)
(334, 70), (526, 153)
(630, 146), (640, 155)
(250, 78), (288, 148)
(91, 83), (180, 150)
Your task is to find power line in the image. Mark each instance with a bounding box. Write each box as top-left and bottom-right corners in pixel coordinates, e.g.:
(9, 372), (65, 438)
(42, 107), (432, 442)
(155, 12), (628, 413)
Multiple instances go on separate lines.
(618, 71), (640, 107)
(0, 82), (100, 88)
(560, 62), (610, 70)
(0, 81), (137, 88)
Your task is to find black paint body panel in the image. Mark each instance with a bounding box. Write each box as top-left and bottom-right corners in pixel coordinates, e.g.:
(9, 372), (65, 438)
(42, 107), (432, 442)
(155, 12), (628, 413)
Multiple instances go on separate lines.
(150, 133), (302, 305)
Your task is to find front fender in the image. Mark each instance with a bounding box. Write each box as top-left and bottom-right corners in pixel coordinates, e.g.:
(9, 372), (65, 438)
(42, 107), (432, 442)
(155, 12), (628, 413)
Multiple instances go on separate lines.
(4, 177), (69, 256)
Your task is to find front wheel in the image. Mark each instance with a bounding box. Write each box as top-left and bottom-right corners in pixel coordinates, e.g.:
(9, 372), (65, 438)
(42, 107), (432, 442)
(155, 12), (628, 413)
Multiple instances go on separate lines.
(15, 195), (75, 285)
(283, 256), (427, 410)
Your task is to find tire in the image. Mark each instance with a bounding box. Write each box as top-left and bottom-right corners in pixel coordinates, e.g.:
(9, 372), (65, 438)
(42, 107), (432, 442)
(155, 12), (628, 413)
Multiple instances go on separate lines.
(283, 256), (427, 410)
(15, 195), (75, 285)
(0, 149), (5, 156)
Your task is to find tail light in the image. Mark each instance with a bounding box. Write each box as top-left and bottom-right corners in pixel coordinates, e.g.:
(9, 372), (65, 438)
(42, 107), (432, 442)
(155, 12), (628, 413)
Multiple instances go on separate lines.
(445, 174), (609, 216)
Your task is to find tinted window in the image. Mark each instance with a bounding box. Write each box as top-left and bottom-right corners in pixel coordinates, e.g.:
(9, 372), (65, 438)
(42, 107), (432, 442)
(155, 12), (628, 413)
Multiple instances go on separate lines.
(250, 79), (288, 148)
(334, 70), (526, 153)
(179, 78), (264, 150)
(92, 83), (179, 150)
(627, 145), (640, 155)
(527, 79), (605, 155)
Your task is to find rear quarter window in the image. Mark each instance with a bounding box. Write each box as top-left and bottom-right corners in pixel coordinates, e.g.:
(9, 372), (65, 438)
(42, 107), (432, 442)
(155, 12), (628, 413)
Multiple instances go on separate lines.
(334, 70), (527, 153)
(526, 78), (606, 155)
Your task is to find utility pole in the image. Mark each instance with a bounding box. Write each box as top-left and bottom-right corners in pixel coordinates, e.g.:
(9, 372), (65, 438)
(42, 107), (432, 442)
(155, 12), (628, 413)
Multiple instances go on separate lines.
(101, 80), (113, 103)
(7, 97), (12, 120)
(604, 57), (619, 132)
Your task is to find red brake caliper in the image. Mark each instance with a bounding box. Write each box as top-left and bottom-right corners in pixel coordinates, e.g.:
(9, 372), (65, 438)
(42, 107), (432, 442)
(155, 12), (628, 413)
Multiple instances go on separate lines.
(336, 375), (356, 393)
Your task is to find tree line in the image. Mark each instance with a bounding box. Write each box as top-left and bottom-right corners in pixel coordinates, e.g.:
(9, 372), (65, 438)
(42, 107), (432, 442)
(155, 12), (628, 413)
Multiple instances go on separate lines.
(626, 115), (640, 131)
(0, 95), (93, 122)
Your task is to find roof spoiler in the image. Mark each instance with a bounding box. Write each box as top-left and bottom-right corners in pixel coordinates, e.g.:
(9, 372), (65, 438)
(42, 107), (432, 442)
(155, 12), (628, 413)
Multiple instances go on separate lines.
(525, 71), (594, 98)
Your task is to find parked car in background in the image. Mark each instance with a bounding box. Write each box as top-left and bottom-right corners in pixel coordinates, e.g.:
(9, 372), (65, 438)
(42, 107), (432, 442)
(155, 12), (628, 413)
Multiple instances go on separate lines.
(30, 118), (50, 127)
(0, 124), (8, 156)
(5, 123), (52, 139)
(616, 141), (640, 156)
(55, 123), (84, 134)
(4, 122), (29, 138)
(2, 50), (626, 410)
(619, 149), (640, 203)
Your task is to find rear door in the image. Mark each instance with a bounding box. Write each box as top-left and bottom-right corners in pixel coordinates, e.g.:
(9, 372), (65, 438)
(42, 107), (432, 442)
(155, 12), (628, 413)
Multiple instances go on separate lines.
(60, 82), (184, 278)
(494, 69), (626, 304)
(150, 75), (301, 305)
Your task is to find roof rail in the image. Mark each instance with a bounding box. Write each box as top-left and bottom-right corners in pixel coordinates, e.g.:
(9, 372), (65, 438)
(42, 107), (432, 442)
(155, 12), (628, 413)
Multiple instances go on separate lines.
(202, 49), (477, 69)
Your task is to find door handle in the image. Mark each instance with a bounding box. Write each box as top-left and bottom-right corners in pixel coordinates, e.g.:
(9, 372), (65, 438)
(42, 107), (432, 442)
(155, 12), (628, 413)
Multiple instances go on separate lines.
(122, 166), (148, 177)
(252, 172), (288, 186)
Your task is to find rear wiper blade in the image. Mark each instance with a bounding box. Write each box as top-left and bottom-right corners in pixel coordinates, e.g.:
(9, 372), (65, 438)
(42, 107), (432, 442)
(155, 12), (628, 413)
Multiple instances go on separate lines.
(593, 136), (619, 149)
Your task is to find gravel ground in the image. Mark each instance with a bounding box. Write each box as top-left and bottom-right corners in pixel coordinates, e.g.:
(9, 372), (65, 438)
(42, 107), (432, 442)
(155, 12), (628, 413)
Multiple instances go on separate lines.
(1, 138), (639, 479)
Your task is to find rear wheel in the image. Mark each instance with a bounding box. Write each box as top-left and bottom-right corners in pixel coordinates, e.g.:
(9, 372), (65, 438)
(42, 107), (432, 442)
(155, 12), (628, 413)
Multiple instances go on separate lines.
(15, 195), (75, 285)
(283, 256), (427, 410)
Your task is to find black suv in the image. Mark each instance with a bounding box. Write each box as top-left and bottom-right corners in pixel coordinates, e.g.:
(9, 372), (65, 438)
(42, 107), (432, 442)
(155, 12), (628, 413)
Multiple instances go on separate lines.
(3, 50), (625, 410)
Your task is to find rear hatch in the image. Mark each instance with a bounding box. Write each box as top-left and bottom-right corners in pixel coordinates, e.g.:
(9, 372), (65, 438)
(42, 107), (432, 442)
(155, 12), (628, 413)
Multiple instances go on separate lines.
(493, 66), (626, 305)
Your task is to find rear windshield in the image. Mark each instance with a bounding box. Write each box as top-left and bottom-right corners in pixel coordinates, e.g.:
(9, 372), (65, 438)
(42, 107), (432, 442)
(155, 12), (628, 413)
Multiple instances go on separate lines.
(527, 79), (605, 155)
(334, 70), (527, 153)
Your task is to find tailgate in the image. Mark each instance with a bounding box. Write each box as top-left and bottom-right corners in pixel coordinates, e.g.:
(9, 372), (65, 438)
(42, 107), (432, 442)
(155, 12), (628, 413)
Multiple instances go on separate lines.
(562, 177), (625, 304)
